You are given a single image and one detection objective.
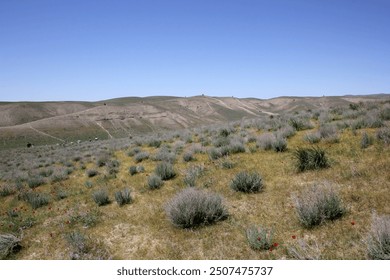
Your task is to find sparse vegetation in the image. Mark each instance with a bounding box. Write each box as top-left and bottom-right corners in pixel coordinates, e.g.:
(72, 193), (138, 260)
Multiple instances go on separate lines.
(0, 97), (388, 260)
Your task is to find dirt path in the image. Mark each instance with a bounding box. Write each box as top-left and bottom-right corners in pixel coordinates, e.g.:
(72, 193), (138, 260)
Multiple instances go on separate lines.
(29, 125), (65, 142)
(96, 122), (114, 139)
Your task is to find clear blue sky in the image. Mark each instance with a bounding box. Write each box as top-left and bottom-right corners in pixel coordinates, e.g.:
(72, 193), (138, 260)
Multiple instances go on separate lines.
(0, 0), (389, 101)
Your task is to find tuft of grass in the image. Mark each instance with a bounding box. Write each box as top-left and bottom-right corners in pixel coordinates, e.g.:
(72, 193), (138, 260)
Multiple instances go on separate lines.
(155, 162), (176, 180)
(92, 189), (110, 206)
(27, 175), (45, 189)
(293, 147), (330, 172)
(115, 188), (132, 206)
(66, 231), (111, 260)
(376, 127), (390, 145)
(272, 137), (287, 152)
(129, 166), (138, 176)
(246, 225), (274, 250)
(134, 151), (149, 163)
(303, 132), (321, 144)
(366, 214), (390, 260)
(293, 182), (345, 228)
(0, 233), (21, 260)
(183, 165), (204, 187)
(361, 132), (374, 149)
(147, 174), (164, 190)
(182, 151), (195, 162)
(165, 188), (228, 228)
(230, 171), (263, 193)
(0, 185), (16, 197)
(287, 238), (322, 260)
(25, 192), (50, 209)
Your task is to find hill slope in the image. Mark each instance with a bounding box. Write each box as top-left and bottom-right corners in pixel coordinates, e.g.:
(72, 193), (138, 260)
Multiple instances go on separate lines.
(0, 94), (389, 149)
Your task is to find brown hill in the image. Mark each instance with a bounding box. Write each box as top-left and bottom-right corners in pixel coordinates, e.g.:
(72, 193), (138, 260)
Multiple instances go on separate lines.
(0, 94), (388, 149)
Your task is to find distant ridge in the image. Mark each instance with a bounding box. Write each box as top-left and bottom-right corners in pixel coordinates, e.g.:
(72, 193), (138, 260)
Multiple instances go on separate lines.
(0, 94), (389, 149)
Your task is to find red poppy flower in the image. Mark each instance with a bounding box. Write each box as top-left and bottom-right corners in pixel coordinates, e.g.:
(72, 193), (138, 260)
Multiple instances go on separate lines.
(351, 221), (355, 225)
(273, 243), (279, 247)
(269, 248), (273, 252)
(257, 237), (261, 241)
(292, 235), (297, 239)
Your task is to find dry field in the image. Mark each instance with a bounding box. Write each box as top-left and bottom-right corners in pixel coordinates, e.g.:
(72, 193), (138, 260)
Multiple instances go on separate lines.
(1, 98), (389, 260)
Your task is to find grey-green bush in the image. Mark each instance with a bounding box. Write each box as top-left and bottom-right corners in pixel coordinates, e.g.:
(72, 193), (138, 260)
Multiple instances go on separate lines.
(155, 162), (176, 180)
(147, 174), (164, 190)
(115, 188), (132, 206)
(165, 188), (228, 228)
(0, 233), (21, 259)
(361, 132), (374, 149)
(92, 189), (110, 206)
(366, 214), (390, 260)
(25, 192), (50, 209)
(129, 166), (138, 175)
(134, 151), (149, 163)
(272, 137), (287, 152)
(0, 185), (16, 197)
(230, 171), (263, 193)
(86, 169), (98, 177)
(293, 182), (345, 228)
(246, 225), (274, 250)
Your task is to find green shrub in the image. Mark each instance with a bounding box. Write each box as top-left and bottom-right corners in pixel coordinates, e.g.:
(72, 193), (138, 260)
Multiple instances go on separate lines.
(246, 225), (274, 250)
(92, 189), (110, 206)
(86, 169), (98, 178)
(230, 171), (263, 193)
(155, 162), (176, 180)
(0, 185), (16, 197)
(293, 182), (345, 228)
(361, 132), (374, 149)
(183, 151), (194, 162)
(294, 147), (330, 172)
(303, 133), (321, 144)
(376, 127), (390, 145)
(66, 231), (111, 260)
(228, 141), (246, 154)
(134, 151), (149, 163)
(256, 133), (275, 150)
(165, 188), (228, 228)
(366, 214), (390, 260)
(0, 233), (21, 260)
(129, 166), (138, 175)
(289, 117), (313, 131)
(272, 137), (287, 152)
(115, 188), (132, 206)
(183, 165), (204, 187)
(379, 107), (390, 121)
(147, 174), (164, 190)
(25, 192), (50, 209)
(27, 175), (45, 189)
(220, 159), (236, 169)
(147, 138), (162, 148)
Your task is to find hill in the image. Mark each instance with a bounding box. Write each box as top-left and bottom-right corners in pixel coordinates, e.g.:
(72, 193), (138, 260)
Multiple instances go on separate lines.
(0, 94), (389, 149)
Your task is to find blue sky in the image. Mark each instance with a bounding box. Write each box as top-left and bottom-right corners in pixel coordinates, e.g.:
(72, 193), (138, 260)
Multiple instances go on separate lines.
(0, 0), (389, 101)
